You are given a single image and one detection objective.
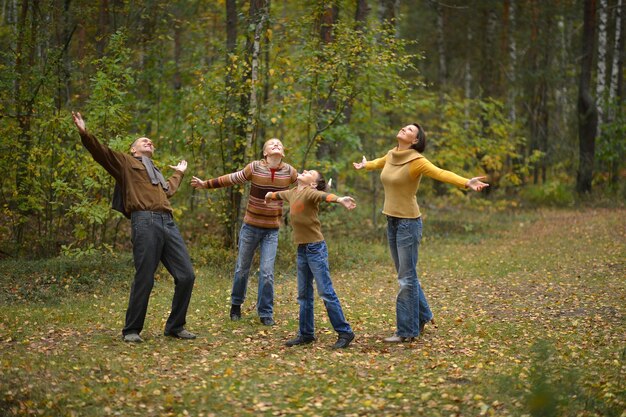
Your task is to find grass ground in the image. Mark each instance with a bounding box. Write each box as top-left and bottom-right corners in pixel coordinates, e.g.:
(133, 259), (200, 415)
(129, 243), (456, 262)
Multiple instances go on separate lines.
(0, 207), (624, 416)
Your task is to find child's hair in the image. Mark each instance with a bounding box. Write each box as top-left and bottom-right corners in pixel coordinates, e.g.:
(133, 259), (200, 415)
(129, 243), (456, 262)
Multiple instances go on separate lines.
(315, 171), (331, 192)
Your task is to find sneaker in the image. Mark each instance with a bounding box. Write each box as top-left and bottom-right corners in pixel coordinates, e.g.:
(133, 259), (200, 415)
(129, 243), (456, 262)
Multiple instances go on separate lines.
(123, 333), (143, 343)
(331, 332), (355, 349)
(164, 329), (197, 339)
(383, 334), (415, 343)
(230, 304), (241, 321)
(285, 335), (315, 347)
(260, 317), (275, 326)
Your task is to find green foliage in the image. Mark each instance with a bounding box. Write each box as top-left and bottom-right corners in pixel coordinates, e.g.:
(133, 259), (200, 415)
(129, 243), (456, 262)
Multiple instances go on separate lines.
(596, 108), (626, 190)
(1, 0), (623, 256)
(86, 31), (135, 137)
(519, 181), (575, 207)
(0, 25), (137, 255)
(419, 93), (525, 191)
(277, 19), (421, 169)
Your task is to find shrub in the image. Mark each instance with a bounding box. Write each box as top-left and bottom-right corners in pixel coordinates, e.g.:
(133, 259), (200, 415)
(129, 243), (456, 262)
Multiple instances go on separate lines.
(519, 182), (575, 207)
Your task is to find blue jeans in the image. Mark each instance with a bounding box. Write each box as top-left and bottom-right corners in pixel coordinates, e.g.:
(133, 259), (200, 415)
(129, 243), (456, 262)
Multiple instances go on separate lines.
(231, 223), (278, 318)
(387, 216), (433, 338)
(296, 241), (352, 337)
(124, 211), (195, 336)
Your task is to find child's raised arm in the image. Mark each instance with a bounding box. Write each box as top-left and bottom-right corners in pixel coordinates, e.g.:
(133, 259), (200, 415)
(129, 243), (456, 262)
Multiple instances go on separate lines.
(337, 196), (356, 210)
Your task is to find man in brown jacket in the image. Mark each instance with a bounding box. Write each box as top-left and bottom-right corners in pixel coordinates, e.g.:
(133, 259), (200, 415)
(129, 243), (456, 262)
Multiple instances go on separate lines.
(72, 111), (196, 343)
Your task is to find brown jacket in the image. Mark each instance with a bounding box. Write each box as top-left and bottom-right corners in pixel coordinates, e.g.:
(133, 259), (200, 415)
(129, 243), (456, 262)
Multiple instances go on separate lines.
(80, 131), (183, 214)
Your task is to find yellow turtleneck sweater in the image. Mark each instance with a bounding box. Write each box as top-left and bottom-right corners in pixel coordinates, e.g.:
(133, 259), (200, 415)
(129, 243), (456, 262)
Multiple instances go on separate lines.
(365, 148), (469, 218)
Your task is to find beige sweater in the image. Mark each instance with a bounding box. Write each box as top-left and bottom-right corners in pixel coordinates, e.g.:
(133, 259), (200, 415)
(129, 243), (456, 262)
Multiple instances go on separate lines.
(366, 148), (468, 218)
(267, 187), (338, 244)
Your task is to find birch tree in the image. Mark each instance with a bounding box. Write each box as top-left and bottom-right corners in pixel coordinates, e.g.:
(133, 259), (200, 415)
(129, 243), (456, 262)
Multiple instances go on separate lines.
(245, 0), (268, 161)
(608, 0), (623, 120)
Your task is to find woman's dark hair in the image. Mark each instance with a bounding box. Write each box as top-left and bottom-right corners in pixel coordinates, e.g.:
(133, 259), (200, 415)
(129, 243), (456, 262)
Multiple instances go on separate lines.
(409, 123), (426, 153)
(315, 171), (329, 191)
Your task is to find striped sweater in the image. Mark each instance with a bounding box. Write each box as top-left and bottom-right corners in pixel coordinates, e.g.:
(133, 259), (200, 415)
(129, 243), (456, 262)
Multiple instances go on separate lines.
(205, 160), (297, 228)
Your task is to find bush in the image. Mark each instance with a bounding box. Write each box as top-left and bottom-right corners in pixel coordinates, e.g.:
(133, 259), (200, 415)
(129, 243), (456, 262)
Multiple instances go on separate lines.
(519, 182), (575, 207)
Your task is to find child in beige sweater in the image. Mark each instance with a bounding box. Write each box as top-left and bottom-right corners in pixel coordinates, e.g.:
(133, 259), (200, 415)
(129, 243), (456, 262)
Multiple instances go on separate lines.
(265, 170), (356, 349)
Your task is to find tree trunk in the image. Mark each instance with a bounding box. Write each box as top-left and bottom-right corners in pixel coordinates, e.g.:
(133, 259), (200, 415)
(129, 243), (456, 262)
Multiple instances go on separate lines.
(96, 0), (109, 57)
(464, 27), (472, 128)
(577, 0), (598, 194)
(232, 0), (268, 243)
(525, 1), (550, 184)
(503, 0), (517, 123)
(315, 1), (338, 163)
(245, 0), (268, 160)
(13, 0), (38, 244)
(596, 0), (608, 135)
(355, 0), (369, 32)
(341, 0), (369, 125)
(537, 11), (551, 184)
(608, 0), (623, 120)
(554, 11), (570, 144)
(223, 0), (240, 247)
(173, 20), (182, 90)
(607, 0), (624, 185)
(225, 0), (238, 149)
(433, 0), (447, 100)
(378, 0), (398, 33)
(258, 0), (272, 156)
(319, 1), (337, 44)
(481, 6), (498, 97)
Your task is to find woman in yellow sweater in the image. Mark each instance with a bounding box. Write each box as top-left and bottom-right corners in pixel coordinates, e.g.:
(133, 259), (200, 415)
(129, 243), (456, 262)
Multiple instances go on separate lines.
(353, 123), (488, 342)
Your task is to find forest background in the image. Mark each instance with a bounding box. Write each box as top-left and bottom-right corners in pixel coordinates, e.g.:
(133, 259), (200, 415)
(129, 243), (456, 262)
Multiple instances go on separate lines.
(1, 1), (625, 416)
(1, 0), (624, 257)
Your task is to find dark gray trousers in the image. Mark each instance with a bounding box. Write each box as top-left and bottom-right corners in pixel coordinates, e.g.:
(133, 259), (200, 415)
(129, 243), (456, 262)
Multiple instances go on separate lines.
(123, 211), (195, 336)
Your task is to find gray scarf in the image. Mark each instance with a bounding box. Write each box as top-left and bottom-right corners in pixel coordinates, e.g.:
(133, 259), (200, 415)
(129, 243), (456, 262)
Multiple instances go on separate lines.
(140, 156), (169, 191)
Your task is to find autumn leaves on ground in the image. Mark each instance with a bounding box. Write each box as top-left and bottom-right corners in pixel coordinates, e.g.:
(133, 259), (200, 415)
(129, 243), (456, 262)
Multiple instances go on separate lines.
(0, 208), (624, 416)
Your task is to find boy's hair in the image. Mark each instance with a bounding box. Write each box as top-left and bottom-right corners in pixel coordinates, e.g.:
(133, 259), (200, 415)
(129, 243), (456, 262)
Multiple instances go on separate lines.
(315, 171), (331, 191)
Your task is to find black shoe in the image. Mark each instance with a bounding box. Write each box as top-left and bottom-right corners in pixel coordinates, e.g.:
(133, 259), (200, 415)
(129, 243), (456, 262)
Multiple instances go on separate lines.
(285, 335), (315, 347)
(260, 317), (275, 326)
(332, 332), (355, 349)
(164, 329), (197, 339)
(230, 304), (241, 321)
